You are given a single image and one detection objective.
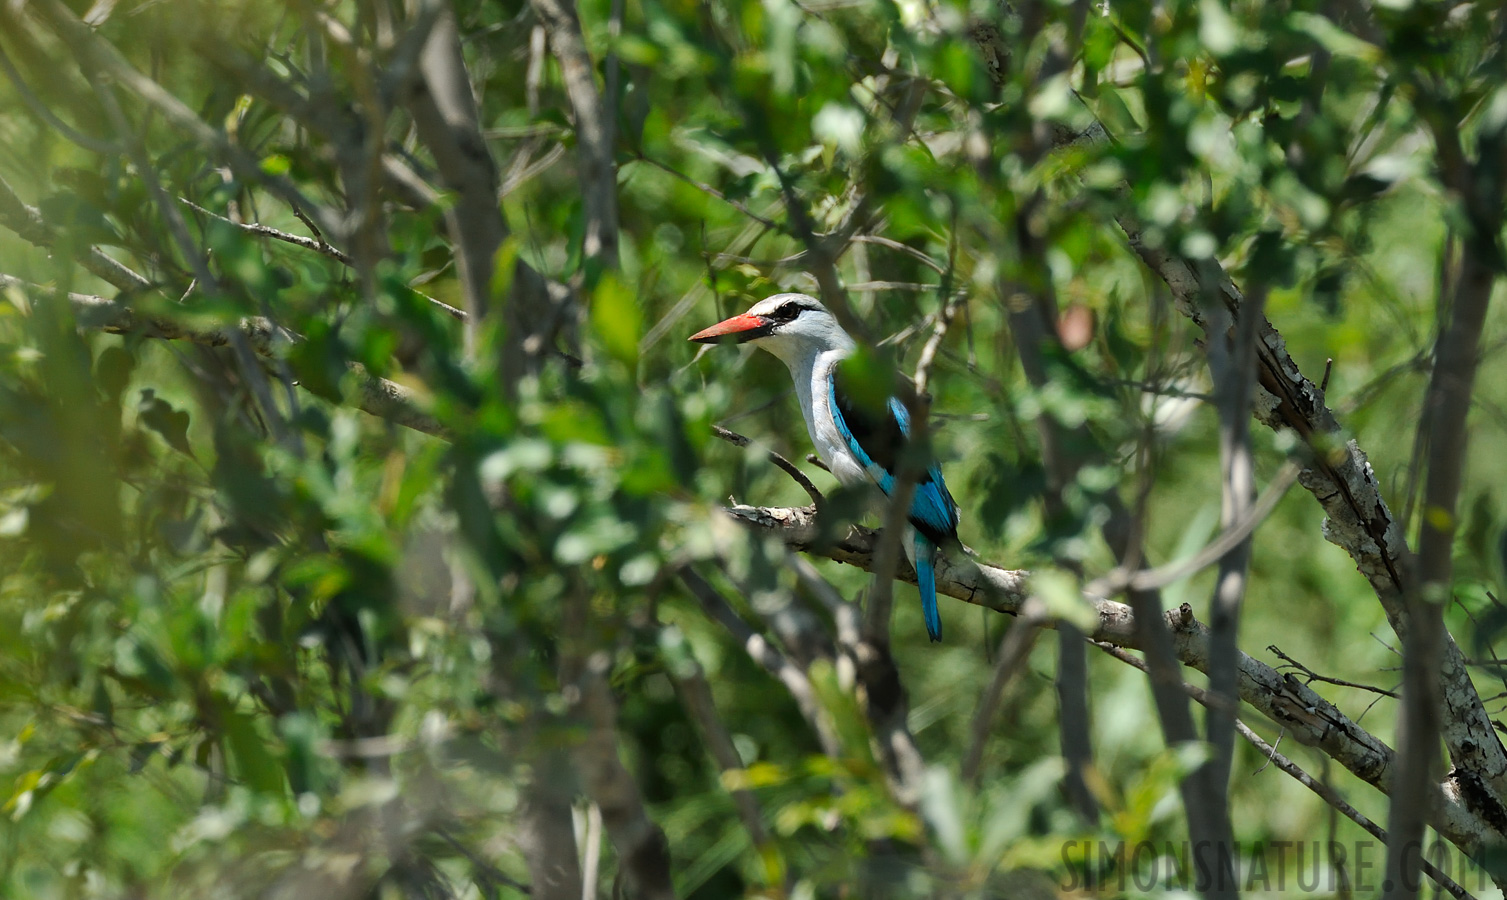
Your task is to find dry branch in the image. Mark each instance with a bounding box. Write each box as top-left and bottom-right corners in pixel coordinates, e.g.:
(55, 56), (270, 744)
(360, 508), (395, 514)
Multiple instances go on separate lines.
(723, 501), (1498, 853)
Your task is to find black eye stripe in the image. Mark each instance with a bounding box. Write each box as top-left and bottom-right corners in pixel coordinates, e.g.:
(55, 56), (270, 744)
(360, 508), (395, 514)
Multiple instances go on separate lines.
(770, 301), (811, 323)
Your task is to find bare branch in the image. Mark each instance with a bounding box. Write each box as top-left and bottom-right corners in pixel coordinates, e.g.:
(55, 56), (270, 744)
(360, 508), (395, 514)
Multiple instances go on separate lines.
(664, 630), (773, 852)
(1097, 641), (1478, 900)
(1271, 645), (1400, 699)
(1205, 281), (1266, 841)
(632, 154), (779, 230)
(26, 0), (343, 241)
(517, 760), (584, 900)
(179, 198), (354, 267)
(721, 501), (1497, 854)
(1090, 103), (1507, 825)
(1056, 626), (1100, 823)
(0, 172), (150, 293)
(0, 39), (120, 155)
(1083, 460), (1300, 597)
(404, 2), (506, 352)
(1386, 183), (1501, 900)
(569, 660), (675, 900)
(677, 566), (843, 759)
(711, 424), (824, 504)
(963, 599), (1046, 783)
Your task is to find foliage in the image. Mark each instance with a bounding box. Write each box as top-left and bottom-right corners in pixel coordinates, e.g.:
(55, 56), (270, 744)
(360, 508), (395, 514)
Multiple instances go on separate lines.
(0, 0), (1506, 898)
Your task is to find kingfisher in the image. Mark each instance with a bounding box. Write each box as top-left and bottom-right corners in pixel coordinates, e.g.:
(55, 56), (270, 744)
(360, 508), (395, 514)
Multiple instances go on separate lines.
(690, 293), (961, 642)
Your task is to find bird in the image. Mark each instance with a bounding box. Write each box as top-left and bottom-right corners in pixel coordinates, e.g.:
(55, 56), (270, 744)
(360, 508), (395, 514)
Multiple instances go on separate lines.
(689, 293), (961, 641)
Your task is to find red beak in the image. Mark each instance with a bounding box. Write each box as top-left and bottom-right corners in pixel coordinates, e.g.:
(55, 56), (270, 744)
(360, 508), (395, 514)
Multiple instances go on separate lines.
(688, 313), (772, 344)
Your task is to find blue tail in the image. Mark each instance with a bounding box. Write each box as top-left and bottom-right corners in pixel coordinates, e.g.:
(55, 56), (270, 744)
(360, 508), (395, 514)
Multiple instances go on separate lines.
(915, 534), (942, 642)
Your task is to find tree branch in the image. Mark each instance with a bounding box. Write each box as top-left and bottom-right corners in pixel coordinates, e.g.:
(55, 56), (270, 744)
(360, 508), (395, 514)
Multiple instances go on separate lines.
(0, 172), (151, 293)
(404, 1), (507, 352)
(1385, 161), (1501, 900)
(1204, 281), (1266, 850)
(567, 656), (676, 900)
(722, 501), (1499, 854)
(677, 566), (844, 759)
(1095, 641), (1479, 900)
(530, 0), (619, 272)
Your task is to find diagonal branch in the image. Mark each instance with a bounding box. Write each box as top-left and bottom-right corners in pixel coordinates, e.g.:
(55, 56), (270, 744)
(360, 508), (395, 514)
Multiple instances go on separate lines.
(26, 0), (343, 242)
(1095, 641), (1479, 900)
(723, 501), (1498, 854)
(1084, 119), (1507, 834)
(1384, 136), (1502, 900)
(0, 172), (151, 293)
(678, 566), (844, 759)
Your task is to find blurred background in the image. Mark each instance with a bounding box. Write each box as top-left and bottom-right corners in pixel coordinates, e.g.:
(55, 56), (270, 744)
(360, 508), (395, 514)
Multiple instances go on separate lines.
(1, 0), (1505, 897)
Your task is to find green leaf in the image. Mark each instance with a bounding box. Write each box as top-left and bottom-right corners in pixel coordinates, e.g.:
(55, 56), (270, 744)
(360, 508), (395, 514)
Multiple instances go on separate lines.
(590, 272), (643, 366)
(137, 389), (193, 457)
(221, 703), (285, 796)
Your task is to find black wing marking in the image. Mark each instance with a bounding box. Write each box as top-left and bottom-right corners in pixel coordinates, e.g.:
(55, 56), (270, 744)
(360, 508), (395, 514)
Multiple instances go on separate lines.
(830, 364), (910, 479)
(829, 366), (959, 545)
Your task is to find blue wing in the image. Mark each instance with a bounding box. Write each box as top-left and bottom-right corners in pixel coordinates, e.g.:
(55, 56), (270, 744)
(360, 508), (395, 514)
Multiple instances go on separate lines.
(828, 370), (960, 546)
(828, 369), (957, 643)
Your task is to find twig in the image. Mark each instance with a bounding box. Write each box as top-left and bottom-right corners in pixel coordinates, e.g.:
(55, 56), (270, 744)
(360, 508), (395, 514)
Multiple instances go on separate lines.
(721, 501), (1497, 854)
(530, 0), (618, 271)
(962, 598), (1046, 783)
(436, 828), (536, 896)
(1094, 642), (1476, 900)
(3, 274), (446, 438)
(406, 2), (507, 352)
(850, 234), (946, 274)
(677, 566), (843, 759)
(634, 155), (779, 229)
(805, 453), (832, 473)
(0, 39), (120, 155)
(1270, 645), (1400, 698)
(0, 172), (151, 292)
(710, 425), (824, 503)
(846, 281), (944, 293)
(179, 197), (354, 265)
(1084, 460), (1300, 597)
(176, 196), (466, 322)
(31, 0), (343, 241)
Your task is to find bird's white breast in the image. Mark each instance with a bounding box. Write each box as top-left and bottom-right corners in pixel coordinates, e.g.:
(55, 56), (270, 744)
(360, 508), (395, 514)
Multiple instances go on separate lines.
(792, 350), (871, 488)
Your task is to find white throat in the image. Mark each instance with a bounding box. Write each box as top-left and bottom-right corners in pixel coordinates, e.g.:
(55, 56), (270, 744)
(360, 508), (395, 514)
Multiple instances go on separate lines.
(755, 331), (868, 487)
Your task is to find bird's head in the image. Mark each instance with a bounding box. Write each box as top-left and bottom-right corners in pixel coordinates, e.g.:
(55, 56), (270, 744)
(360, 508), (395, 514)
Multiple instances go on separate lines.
(688, 293), (854, 364)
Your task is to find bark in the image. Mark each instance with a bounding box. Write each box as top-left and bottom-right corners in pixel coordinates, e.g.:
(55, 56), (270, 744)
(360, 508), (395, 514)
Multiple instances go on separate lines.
(724, 501), (1500, 855)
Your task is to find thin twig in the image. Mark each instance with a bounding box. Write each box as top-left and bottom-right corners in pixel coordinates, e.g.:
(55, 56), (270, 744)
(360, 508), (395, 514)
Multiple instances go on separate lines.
(711, 425), (824, 503)
(1270, 645), (1400, 698)
(179, 197), (354, 265)
(1083, 460), (1300, 597)
(634, 155), (779, 229)
(1093, 642), (1476, 900)
(962, 598), (1046, 783)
